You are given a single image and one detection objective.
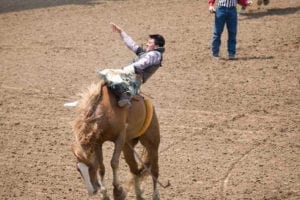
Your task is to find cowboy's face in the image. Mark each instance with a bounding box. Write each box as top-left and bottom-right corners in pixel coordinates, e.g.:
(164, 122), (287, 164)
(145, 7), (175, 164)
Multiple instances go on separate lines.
(146, 38), (157, 52)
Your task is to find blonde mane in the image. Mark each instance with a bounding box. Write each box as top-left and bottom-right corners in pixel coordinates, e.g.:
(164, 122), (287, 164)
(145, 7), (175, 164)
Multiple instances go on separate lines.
(73, 80), (105, 145)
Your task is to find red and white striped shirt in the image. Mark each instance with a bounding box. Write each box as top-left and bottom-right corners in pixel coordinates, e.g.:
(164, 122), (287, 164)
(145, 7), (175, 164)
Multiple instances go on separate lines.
(209, 0), (248, 7)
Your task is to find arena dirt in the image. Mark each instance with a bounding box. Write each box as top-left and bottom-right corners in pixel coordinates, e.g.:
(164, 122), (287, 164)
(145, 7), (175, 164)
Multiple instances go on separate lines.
(0, 0), (299, 199)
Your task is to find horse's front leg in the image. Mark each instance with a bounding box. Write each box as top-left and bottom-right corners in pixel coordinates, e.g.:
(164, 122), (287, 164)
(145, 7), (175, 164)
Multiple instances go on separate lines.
(95, 145), (110, 200)
(111, 134), (126, 200)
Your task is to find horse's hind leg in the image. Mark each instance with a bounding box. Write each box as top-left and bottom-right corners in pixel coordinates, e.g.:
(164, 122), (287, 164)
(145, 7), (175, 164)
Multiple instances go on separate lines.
(123, 139), (145, 200)
(138, 142), (160, 200)
(139, 117), (160, 200)
(139, 139), (160, 200)
(149, 148), (160, 200)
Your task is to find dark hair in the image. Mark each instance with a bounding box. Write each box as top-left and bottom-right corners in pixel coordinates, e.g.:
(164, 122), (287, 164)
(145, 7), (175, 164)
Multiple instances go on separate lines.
(149, 34), (165, 47)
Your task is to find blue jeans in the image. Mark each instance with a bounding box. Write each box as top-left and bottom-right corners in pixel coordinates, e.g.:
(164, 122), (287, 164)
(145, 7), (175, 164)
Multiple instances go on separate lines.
(212, 6), (238, 57)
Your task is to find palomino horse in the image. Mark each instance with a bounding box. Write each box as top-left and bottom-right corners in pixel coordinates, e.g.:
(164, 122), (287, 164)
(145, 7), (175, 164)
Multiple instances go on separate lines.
(71, 79), (161, 200)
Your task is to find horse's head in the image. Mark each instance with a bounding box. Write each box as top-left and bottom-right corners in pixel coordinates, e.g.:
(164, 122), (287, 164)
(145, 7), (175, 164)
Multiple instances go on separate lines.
(71, 143), (100, 195)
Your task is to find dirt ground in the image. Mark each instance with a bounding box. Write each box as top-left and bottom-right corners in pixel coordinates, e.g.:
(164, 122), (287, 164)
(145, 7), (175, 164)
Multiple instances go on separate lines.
(1, 0), (299, 199)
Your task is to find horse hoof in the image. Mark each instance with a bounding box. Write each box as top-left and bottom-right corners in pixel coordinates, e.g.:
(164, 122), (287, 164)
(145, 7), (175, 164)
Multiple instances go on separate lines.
(152, 193), (160, 200)
(113, 186), (126, 200)
(136, 195), (145, 200)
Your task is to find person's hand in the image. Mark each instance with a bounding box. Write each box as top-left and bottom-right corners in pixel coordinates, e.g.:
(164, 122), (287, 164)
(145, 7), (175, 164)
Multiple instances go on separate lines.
(110, 22), (122, 34)
(209, 5), (216, 13)
(247, 0), (253, 6)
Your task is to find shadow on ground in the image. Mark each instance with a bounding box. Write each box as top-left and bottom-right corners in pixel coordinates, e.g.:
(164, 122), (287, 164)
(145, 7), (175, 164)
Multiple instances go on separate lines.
(0, 0), (125, 13)
(237, 55), (274, 61)
(241, 6), (300, 19)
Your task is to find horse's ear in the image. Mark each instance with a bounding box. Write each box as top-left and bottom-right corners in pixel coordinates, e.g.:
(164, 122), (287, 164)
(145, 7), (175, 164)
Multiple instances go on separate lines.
(71, 143), (86, 161)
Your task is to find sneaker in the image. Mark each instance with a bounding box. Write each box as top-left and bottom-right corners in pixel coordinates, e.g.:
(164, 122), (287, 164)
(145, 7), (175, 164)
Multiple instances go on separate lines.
(257, 0), (263, 6)
(228, 55), (236, 60)
(212, 55), (220, 60)
(263, 0), (269, 5)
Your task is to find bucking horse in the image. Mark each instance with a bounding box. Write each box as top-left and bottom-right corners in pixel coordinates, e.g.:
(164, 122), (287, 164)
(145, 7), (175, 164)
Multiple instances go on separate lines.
(71, 76), (162, 200)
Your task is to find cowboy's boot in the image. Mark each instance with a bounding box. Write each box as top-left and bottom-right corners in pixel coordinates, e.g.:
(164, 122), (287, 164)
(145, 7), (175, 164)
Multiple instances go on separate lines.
(118, 92), (132, 108)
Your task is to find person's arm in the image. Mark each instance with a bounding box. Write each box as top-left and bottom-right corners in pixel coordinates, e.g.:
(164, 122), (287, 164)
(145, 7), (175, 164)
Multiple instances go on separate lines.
(110, 22), (140, 53)
(208, 0), (215, 5)
(120, 32), (140, 53)
(238, 0), (253, 7)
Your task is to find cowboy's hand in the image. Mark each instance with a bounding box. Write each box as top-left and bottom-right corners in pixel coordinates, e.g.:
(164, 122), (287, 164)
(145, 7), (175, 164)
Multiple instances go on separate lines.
(209, 5), (216, 13)
(247, 0), (253, 6)
(110, 22), (122, 34)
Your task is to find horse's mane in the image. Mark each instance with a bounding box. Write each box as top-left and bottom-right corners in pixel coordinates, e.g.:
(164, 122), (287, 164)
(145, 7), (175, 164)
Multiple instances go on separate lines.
(73, 79), (105, 145)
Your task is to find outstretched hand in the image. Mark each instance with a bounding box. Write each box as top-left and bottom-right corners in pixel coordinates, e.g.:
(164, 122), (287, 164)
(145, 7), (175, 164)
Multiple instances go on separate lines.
(110, 22), (122, 34)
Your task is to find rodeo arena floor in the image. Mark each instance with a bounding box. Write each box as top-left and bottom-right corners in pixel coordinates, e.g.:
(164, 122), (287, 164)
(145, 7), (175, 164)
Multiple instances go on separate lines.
(0, 0), (299, 200)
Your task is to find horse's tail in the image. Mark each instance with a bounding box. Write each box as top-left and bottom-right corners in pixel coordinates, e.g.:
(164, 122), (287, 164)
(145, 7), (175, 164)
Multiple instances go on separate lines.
(73, 79), (105, 145)
(138, 148), (152, 179)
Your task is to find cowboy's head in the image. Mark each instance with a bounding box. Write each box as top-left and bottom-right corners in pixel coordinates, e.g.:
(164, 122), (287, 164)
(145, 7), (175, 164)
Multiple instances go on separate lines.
(146, 34), (165, 52)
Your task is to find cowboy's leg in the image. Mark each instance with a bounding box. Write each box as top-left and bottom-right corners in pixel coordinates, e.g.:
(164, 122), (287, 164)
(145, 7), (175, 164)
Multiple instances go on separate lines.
(118, 73), (142, 108)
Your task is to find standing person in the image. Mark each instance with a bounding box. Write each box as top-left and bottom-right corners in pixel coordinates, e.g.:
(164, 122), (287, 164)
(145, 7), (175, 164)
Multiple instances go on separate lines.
(209, 0), (252, 60)
(108, 23), (165, 107)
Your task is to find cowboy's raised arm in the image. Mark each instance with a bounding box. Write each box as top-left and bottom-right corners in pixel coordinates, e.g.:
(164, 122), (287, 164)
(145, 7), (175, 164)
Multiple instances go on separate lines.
(110, 22), (139, 53)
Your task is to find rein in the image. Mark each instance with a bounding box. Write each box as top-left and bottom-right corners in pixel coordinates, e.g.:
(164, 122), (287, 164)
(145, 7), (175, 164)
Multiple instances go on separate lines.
(126, 142), (171, 189)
